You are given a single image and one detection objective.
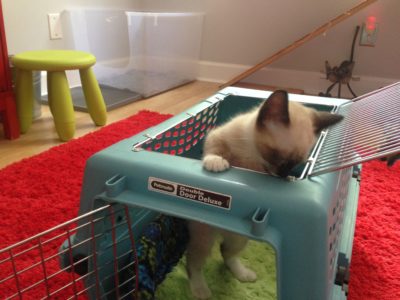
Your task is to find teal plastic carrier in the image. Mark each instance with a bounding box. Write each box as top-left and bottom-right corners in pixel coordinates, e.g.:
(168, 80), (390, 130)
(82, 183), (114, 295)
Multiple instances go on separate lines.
(60, 87), (366, 300)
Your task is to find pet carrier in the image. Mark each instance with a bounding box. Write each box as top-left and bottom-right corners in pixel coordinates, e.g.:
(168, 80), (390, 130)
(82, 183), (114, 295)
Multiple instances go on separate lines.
(1, 83), (399, 300)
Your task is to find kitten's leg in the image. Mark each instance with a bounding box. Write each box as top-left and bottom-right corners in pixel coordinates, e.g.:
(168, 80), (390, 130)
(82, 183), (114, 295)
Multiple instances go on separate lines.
(187, 222), (215, 299)
(220, 230), (257, 282)
(202, 132), (231, 172)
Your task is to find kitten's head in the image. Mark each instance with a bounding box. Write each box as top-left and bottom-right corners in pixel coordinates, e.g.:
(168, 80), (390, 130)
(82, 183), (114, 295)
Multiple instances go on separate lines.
(254, 90), (343, 178)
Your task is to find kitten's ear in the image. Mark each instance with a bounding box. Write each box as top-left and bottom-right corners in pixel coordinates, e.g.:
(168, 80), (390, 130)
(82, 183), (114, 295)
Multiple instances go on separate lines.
(313, 112), (343, 133)
(257, 90), (290, 128)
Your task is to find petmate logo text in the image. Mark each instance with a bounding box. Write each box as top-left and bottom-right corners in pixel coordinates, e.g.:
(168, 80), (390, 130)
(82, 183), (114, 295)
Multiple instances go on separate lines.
(148, 177), (231, 210)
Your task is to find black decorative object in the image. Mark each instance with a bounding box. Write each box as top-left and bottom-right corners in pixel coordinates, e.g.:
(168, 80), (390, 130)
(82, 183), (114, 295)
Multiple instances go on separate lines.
(320, 26), (360, 98)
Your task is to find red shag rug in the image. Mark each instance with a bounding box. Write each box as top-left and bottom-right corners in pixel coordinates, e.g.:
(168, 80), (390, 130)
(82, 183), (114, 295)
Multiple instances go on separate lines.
(0, 110), (398, 300)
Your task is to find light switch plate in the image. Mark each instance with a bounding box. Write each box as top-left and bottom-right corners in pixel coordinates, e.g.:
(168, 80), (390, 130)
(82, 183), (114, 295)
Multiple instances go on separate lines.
(47, 13), (63, 40)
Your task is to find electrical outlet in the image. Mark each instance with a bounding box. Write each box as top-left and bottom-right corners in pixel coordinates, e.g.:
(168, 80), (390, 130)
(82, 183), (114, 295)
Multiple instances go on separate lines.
(47, 13), (63, 40)
(359, 22), (378, 47)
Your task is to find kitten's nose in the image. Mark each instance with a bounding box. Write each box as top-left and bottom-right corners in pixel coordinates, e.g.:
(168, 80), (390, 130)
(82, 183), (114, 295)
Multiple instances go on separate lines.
(276, 168), (291, 178)
(276, 161), (296, 178)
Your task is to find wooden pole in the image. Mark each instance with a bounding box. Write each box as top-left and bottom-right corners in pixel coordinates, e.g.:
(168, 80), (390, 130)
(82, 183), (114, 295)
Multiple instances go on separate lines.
(220, 0), (377, 88)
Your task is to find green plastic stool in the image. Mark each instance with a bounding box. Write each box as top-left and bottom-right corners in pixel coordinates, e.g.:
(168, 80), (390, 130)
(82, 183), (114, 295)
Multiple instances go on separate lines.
(12, 50), (107, 141)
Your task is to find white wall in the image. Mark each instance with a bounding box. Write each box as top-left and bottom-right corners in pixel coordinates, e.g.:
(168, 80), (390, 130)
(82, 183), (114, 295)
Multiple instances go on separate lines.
(271, 1), (400, 78)
(3, 0), (399, 97)
(135, 0), (360, 64)
(264, 0), (400, 96)
(2, 0), (140, 54)
(136, 0), (400, 97)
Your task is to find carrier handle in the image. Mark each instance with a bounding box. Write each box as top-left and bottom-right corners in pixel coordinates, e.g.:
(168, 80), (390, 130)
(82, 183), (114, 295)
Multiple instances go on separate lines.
(251, 207), (270, 236)
(105, 174), (127, 197)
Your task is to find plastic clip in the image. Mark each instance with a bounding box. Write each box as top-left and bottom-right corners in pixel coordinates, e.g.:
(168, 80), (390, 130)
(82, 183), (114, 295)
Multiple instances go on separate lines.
(105, 174), (126, 197)
(251, 207), (270, 237)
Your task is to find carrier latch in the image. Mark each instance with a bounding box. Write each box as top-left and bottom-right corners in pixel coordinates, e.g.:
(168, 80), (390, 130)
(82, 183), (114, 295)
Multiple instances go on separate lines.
(352, 165), (361, 181)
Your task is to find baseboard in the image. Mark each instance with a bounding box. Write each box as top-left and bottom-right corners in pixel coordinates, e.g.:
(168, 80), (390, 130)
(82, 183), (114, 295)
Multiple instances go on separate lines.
(197, 61), (247, 84)
(41, 61), (398, 100)
(197, 60), (399, 98)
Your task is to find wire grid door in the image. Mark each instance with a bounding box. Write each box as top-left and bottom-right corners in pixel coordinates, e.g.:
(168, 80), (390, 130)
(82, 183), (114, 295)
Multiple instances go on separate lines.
(308, 82), (400, 176)
(0, 205), (138, 300)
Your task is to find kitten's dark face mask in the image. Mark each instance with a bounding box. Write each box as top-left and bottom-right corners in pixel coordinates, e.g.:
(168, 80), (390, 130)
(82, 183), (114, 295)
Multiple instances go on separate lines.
(270, 159), (299, 178)
(255, 90), (344, 178)
(261, 150), (303, 178)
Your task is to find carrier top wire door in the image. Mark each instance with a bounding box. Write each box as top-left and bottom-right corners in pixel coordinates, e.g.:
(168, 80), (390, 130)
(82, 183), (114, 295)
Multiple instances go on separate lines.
(308, 83), (400, 176)
(1, 83), (398, 300)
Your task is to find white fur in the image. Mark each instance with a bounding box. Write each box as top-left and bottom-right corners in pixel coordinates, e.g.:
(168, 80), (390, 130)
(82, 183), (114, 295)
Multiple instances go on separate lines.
(203, 154), (230, 172)
(265, 102), (316, 158)
(188, 98), (330, 299)
(202, 110), (266, 172)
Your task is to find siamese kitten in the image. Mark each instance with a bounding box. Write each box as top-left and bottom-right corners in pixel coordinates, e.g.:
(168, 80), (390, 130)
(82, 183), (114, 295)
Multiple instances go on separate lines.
(186, 90), (343, 299)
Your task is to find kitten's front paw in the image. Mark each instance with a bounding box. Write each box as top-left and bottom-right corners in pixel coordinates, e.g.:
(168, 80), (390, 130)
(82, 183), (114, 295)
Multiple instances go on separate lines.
(203, 154), (230, 172)
(234, 267), (257, 282)
(225, 257), (257, 282)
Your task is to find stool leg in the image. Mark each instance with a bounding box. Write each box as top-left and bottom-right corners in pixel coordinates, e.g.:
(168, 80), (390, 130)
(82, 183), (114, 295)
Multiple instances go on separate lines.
(46, 73), (54, 115)
(47, 71), (75, 141)
(15, 69), (34, 133)
(79, 67), (107, 126)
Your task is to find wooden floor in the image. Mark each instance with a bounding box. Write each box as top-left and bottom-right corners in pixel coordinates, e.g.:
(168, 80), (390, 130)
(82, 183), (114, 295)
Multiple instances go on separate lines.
(0, 81), (220, 169)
